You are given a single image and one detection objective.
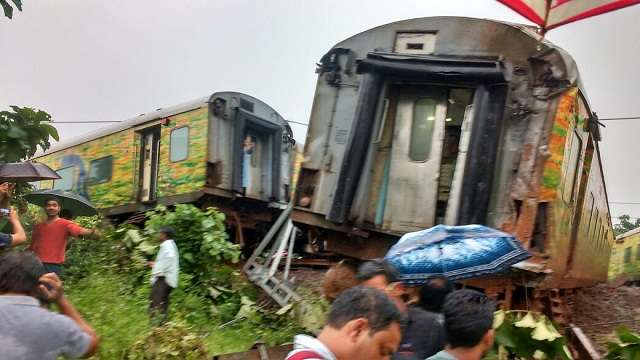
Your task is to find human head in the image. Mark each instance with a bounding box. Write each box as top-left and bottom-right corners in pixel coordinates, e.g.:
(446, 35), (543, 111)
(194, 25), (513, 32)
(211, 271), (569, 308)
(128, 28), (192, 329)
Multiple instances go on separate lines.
(158, 227), (175, 241)
(44, 197), (61, 217)
(419, 276), (454, 313)
(0, 251), (46, 296)
(357, 259), (400, 291)
(442, 289), (495, 353)
(322, 259), (359, 302)
(322, 286), (403, 360)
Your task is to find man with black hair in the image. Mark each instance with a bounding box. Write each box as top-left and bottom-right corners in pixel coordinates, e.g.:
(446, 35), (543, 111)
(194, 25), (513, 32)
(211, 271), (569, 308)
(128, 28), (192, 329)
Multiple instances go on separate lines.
(286, 286), (402, 360)
(358, 259), (445, 360)
(0, 251), (99, 359)
(29, 197), (99, 276)
(148, 226), (179, 324)
(427, 289), (495, 360)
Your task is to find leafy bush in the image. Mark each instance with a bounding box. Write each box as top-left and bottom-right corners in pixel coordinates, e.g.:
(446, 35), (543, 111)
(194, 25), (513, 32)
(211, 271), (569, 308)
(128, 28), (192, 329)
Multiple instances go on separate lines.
(143, 204), (241, 291)
(489, 310), (573, 360)
(126, 321), (209, 360)
(606, 326), (640, 359)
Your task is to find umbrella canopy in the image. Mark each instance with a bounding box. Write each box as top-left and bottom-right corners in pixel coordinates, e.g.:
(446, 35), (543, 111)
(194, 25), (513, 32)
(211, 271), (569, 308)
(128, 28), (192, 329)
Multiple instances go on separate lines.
(497, 0), (640, 32)
(384, 224), (531, 283)
(24, 189), (98, 218)
(0, 162), (61, 182)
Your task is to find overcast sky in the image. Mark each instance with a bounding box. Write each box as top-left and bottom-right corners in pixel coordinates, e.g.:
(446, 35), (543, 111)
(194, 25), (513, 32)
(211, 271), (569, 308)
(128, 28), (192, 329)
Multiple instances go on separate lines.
(1, 0), (638, 220)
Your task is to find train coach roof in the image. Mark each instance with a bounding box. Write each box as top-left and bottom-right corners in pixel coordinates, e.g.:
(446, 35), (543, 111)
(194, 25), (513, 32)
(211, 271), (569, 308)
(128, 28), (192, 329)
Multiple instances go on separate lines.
(36, 96), (209, 157)
(328, 16), (583, 90)
(35, 91), (287, 157)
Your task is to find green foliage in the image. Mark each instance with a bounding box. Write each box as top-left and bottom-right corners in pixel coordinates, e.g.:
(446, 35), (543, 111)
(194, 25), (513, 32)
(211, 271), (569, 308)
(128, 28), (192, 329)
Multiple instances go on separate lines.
(489, 310), (573, 360)
(60, 208), (301, 358)
(144, 204), (241, 291)
(0, 0), (22, 19)
(606, 326), (640, 359)
(0, 106), (58, 163)
(125, 321), (210, 360)
(614, 215), (640, 237)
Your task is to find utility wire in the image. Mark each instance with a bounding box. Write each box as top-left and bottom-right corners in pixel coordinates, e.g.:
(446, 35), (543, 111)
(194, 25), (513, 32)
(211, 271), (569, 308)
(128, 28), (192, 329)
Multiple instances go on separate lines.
(52, 119), (309, 126)
(598, 116), (640, 121)
(610, 202), (640, 205)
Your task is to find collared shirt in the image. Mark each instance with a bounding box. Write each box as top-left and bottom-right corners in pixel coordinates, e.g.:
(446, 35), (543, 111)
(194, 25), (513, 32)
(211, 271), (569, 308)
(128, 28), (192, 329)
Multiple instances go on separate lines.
(30, 218), (84, 264)
(151, 239), (179, 288)
(427, 350), (458, 360)
(286, 334), (337, 360)
(0, 295), (91, 360)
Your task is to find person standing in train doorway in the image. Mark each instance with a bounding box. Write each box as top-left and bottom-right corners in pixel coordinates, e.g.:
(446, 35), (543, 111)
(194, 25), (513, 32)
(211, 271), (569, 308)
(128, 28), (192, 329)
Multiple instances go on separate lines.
(242, 135), (255, 196)
(29, 197), (100, 277)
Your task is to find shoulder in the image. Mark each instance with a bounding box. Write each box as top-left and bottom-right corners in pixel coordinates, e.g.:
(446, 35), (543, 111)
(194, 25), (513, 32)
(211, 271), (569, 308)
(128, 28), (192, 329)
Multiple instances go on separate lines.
(408, 306), (439, 320)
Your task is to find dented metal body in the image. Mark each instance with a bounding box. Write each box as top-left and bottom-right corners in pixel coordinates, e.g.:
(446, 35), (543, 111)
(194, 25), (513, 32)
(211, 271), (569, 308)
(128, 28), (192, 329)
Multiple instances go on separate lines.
(293, 17), (613, 291)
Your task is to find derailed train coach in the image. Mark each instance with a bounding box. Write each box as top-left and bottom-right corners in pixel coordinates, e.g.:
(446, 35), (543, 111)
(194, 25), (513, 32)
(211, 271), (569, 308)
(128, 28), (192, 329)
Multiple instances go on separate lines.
(293, 17), (614, 297)
(33, 92), (296, 234)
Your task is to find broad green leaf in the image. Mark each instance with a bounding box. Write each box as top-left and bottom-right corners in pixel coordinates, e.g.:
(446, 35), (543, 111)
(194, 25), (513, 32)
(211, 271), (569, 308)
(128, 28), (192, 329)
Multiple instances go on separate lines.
(514, 312), (537, 328)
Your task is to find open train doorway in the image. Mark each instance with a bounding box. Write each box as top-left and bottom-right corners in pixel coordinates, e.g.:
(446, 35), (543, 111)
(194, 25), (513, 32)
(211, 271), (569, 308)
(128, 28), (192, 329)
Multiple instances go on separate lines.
(233, 109), (283, 201)
(367, 84), (474, 232)
(138, 126), (161, 202)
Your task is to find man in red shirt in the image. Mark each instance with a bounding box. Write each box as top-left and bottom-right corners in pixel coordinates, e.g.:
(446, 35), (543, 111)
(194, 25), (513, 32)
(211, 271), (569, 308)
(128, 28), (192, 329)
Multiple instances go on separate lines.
(29, 197), (99, 276)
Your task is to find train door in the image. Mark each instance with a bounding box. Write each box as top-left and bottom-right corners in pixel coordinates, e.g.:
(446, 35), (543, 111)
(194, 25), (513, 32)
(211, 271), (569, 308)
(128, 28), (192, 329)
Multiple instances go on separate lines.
(138, 126), (161, 202)
(383, 86), (448, 232)
(242, 132), (269, 198)
(366, 85), (473, 232)
(232, 109), (282, 201)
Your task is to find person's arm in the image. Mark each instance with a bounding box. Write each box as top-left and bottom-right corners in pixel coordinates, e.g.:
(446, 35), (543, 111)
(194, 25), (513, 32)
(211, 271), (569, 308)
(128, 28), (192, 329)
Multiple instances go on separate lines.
(7, 209), (26, 246)
(67, 221), (100, 239)
(39, 273), (100, 358)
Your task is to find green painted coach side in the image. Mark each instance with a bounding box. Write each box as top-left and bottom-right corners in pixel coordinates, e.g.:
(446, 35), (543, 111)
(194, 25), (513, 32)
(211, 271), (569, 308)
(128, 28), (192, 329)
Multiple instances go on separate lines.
(33, 106), (209, 212)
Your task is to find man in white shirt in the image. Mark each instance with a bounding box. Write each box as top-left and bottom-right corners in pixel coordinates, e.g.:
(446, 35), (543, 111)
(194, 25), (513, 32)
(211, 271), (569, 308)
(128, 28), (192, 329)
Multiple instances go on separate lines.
(148, 227), (179, 324)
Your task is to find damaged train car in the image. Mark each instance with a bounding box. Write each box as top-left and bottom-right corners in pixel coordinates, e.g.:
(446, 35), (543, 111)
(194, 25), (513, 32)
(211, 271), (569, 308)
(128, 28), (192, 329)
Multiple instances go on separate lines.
(293, 17), (613, 310)
(32, 92), (296, 236)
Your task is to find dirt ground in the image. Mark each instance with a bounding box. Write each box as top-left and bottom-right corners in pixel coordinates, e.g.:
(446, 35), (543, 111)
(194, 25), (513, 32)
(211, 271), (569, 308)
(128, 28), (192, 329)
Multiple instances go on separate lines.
(571, 283), (640, 354)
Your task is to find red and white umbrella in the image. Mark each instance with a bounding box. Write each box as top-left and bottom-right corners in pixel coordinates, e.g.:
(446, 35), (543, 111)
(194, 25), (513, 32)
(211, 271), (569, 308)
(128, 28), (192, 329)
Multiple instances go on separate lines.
(498, 0), (640, 33)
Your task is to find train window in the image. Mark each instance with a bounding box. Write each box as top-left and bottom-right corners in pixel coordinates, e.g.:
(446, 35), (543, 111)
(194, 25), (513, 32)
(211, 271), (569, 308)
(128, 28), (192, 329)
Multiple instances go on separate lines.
(53, 166), (75, 191)
(561, 130), (582, 203)
(170, 127), (189, 162)
(409, 98), (437, 162)
(88, 156), (113, 184)
(394, 32), (436, 55)
(636, 244), (640, 260)
(624, 247), (632, 263)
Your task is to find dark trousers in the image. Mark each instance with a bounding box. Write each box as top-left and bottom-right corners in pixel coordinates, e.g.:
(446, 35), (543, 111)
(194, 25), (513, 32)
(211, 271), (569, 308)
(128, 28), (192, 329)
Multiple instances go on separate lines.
(149, 276), (173, 325)
(43, 263), (63, 278)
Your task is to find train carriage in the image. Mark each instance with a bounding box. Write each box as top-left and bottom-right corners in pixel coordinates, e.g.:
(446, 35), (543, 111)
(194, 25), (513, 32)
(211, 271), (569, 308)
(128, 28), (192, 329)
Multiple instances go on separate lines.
(32, 91), (295, 232)
(293, 17), (614, 306)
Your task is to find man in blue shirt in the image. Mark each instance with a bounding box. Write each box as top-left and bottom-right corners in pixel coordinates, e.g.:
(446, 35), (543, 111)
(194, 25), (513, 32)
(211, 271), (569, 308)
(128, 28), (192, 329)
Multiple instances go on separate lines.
(0, 183), (26, 249)
(0, 251), (100, 359)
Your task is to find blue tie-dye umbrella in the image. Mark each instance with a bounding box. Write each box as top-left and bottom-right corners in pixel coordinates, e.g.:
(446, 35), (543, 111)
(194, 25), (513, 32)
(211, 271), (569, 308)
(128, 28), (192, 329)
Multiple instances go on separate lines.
(384, 224), (531, 284)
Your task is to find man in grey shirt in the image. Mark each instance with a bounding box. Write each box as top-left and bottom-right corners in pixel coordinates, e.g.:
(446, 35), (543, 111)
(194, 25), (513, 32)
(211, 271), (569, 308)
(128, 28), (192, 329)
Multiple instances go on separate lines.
(0, 251), (100, 359)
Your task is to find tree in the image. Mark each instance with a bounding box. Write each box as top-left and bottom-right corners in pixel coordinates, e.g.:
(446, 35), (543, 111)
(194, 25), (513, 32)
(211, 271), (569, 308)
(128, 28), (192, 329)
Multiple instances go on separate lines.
(0, 0), (22, 19)
(0, 106), (59, 163)
(613, 214), (640, 237)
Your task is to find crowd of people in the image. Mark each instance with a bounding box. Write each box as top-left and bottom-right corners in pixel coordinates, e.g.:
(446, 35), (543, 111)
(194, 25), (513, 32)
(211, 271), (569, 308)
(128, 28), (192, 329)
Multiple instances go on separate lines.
(1, 181), (496, 359)
(0, 182), (180, 359)
(290, 259), (496, 360)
